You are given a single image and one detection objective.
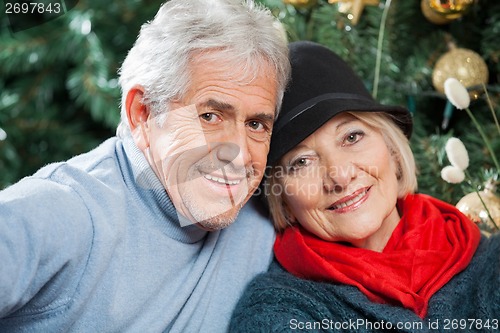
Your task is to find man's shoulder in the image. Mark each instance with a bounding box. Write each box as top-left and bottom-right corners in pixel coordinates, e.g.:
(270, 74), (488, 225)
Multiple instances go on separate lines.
(33, 137), (120, 182)
(237, 196), (271, 222)
(216, 196), (276, 269)
(0, 137), (124, 215)
(228, 196), (275, 235)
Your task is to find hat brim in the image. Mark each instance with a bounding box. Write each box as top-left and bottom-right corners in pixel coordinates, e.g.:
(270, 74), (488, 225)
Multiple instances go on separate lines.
(268, 98), (412, 166)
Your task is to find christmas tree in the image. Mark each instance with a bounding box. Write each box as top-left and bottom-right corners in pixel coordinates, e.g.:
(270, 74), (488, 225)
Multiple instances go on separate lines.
(1, 0), (499, 228)
(0, 0), (162, 188)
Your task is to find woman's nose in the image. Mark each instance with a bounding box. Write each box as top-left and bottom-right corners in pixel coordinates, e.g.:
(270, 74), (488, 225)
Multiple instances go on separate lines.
(323, 162), (356, 193)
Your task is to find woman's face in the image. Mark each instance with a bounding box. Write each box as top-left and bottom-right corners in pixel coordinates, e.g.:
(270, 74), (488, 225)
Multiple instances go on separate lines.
(279, 113), (401, 251)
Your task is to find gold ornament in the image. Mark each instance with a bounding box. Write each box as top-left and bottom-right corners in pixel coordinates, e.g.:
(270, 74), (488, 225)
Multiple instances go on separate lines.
(283, 0), (317, 9)
(432, 46), (489, 99)
(456, 179), (500, 236)
(421, 0), (453, 25)
(328, 0), (379, 25)
(428, 0), (476, 20)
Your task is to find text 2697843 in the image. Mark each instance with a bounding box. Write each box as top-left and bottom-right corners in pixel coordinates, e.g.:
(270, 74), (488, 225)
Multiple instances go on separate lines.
(5, 2), (61, 14)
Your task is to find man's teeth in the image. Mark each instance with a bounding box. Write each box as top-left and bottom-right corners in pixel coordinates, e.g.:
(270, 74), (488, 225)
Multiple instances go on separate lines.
(331, 189), (367, 210)
(204, 174), (241, 185)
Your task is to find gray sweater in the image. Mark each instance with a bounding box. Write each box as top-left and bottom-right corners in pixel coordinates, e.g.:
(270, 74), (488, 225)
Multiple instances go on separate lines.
(230, 233), (500, 332)
(0, 136), (275, 333)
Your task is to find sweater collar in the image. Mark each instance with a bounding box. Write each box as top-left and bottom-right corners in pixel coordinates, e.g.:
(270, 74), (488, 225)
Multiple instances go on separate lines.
(121, 135), (209, 243)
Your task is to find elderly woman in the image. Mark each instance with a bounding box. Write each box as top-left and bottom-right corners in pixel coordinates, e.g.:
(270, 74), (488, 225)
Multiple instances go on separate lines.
(229, 41), (499, 332)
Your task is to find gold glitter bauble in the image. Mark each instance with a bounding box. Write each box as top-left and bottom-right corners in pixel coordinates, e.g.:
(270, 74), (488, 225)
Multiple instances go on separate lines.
(421, 0), (453, 25)
(432, 47), (489, 97)
(428, 0), (475, 20)
(456, 179), (500, 236)
(283, 0), (317, 9)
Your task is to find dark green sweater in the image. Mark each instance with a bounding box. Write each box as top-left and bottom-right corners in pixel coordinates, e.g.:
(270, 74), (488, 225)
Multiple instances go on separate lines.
(230, 233), (500, 332)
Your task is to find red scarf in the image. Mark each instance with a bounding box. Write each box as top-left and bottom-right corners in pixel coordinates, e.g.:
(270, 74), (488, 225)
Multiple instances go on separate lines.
(274, 194), (481, 318)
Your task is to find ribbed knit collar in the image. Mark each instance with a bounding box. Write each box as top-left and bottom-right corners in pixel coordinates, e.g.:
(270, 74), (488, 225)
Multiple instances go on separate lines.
(120, 136), (209, 244)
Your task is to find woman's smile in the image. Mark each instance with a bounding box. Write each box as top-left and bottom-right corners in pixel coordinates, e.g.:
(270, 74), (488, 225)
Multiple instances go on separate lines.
(327, 186), (371, 213)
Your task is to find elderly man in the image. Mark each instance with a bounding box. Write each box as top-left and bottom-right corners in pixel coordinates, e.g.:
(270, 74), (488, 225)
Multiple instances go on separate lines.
(0, 0), (290, 331)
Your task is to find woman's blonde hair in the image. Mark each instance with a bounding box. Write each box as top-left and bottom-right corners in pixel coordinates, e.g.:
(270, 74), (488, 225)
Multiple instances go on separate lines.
(264, 111), (418, 232)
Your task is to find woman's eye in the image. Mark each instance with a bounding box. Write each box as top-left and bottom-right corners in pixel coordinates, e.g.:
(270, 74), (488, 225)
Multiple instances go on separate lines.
(346, 134), (357, 142)
(289, 157), (309, 171)
(296, 158), (307, 166)
(343, 131), (364, 145)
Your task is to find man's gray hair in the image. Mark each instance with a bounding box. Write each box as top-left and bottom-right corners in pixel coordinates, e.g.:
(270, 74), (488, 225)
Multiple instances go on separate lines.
(116, 0), (291, 138)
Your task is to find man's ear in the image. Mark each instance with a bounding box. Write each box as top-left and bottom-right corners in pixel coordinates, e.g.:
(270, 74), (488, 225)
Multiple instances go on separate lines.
(126, 85), (150, 151)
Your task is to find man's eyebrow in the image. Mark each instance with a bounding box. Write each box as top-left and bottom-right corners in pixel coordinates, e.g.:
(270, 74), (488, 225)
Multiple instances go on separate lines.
(198, 99), (275, 122)
(252, 112), (275, 123)
(198, 99), (235, 112)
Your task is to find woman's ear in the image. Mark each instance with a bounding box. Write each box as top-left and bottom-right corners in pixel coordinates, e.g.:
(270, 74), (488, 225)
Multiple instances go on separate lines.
(126, 85), (150, 151)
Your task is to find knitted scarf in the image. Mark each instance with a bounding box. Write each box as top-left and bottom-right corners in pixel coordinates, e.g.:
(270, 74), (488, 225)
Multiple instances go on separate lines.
(274, 194), (481, 318)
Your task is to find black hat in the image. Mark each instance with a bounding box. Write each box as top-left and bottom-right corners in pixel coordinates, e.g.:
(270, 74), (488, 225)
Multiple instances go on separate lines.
(268, 41), (412, 166)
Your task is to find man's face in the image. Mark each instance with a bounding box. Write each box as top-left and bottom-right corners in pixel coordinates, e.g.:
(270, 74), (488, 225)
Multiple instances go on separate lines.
(134, 58), (278, 230)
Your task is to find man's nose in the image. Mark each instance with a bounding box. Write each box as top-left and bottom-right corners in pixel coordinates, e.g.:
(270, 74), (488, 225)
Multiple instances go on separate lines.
(214, 130), (251, 169)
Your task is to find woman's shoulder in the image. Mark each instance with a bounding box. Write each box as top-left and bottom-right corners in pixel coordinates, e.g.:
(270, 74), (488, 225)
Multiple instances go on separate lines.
(432, 232), (500, 318)
(245, 260), (333, 297)
(229, 261), (365, 332)
(473, 232), (500, 270)
(234, 261), (316, 305)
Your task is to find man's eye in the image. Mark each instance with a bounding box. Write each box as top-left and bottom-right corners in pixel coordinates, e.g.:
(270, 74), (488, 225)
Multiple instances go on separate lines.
(200, 113), (219, 123)
(247, 120), (265, 132)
